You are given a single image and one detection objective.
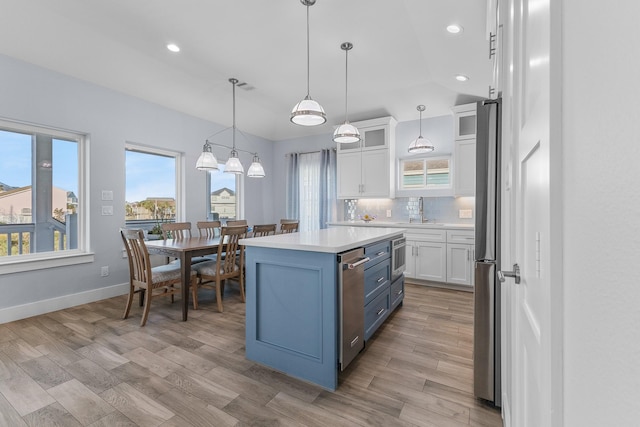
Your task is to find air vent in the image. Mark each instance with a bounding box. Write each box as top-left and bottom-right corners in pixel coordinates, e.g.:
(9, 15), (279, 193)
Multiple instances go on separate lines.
(235, 81), (255, 91)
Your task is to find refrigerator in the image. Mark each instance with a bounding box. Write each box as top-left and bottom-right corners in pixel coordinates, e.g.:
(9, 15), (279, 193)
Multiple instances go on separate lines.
(473, 98), (502, 407)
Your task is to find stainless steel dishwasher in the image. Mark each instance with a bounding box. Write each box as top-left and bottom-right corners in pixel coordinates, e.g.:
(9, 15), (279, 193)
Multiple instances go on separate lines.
(338, 248), (369, 371)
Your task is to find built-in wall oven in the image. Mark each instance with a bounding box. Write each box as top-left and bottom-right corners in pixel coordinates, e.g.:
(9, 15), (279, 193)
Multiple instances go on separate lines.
(391, 236), (406, 280)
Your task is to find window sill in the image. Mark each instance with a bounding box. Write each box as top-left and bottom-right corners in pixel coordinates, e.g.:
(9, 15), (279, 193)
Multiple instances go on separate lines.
(0, 251), (95, 275)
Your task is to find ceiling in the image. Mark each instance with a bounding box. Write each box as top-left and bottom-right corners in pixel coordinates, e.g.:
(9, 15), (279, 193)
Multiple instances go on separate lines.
(0, 0), (492, 141)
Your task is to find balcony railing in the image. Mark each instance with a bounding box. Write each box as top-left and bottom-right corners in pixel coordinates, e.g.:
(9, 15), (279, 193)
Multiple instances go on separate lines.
(0, 214), (77, 257)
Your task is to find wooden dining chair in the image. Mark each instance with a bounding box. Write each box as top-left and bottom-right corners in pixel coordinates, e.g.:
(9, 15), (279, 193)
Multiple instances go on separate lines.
(280, 219), (298, 224)
(226, 219), (247, 226)
(120, 229), (198, 326)
(192, 225), (247, 312)
(161, 222), (192, 239)
(280, 221), (299, 234)
(251, 224), (276, 237)
(196, 221), (221, 238)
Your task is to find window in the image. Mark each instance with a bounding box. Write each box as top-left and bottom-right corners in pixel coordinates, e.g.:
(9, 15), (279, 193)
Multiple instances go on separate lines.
(0, 119), (89, 271)
(125, 145), (180, 235)
(207, 164), (242, 223)
(400, 157), (451, 190)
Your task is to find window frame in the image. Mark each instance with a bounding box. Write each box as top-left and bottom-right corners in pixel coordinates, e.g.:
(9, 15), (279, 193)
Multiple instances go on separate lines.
(206, 162), (244, 223)
(399, 156), (452, 190)
(125, 142), (184, 225)
(0, 118), (92, 274)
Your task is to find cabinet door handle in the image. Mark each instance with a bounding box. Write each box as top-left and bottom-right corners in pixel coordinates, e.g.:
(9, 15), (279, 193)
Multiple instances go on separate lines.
(396, 289), (403, 296)
(377, 308), (385, 316)
(377, 277), (385, 283)
(376, 251), (386, 256)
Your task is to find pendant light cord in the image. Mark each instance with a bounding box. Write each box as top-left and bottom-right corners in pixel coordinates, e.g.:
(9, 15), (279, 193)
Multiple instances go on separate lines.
(344, 47), (349, 122)
(306, 3), (310, 98)
(230, 78), (237, 151)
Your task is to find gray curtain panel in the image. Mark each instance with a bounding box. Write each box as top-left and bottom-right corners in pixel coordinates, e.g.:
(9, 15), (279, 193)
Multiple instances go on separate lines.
(285, 152), (299, 220)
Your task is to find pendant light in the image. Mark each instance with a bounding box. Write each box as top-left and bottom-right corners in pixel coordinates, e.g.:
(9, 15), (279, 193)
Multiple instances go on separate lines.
(290, 0), (326, 126)
(195, 140), (219, 171)
(333, 42), (360, 144)
(224, 78), (244, 174)
(247, 153), (266, 178)
(408, 105), (435, 154)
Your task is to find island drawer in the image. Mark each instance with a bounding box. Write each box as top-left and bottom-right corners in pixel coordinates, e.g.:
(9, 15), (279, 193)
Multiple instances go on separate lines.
(364, 259), (390, 305)
(364, 240), (391, 268)
(365, 288), (390, 341)
(390, 275), (404, 310)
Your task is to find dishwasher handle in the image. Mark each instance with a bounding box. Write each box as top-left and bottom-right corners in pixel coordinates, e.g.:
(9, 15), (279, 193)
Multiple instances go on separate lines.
(346, 256), (370, 270)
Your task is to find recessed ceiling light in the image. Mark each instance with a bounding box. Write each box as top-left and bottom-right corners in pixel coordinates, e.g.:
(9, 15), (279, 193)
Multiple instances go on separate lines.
(446, 24), (463, 34)
(455, 74), (469, 82)
(167, 43), (180, 53)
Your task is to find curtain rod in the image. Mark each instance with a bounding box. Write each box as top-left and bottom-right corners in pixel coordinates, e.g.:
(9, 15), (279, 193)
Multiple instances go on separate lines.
(285, 148), (336, 157)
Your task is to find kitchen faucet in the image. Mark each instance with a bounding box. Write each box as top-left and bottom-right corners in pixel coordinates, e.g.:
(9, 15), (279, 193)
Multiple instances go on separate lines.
(409, 196), (430, 223)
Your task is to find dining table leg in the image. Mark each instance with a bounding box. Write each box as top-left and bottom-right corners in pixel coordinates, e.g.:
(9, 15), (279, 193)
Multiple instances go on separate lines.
(181, 252), (192, 321)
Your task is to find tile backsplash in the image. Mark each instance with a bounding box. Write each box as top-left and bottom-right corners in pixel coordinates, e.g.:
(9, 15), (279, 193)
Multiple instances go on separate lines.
(339, 197), (475, 224)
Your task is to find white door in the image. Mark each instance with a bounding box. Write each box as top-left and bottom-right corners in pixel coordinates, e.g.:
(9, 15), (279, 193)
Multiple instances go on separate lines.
(337, 151), (362, 198)
(446, 243), (472, 286)
(501, 0), (562, 425)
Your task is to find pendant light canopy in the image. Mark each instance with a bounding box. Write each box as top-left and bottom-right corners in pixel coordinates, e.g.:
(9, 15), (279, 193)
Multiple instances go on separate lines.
(290, 0), (326, 126)
(408, 105), (435, 154)
(333, 42), (360, 144)
(196, 78), (265, 177)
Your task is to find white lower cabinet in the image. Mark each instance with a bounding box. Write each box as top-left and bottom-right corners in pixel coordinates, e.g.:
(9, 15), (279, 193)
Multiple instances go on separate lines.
(404, 228), (475, 287)
(446, 243), (474, 286)
(404, 229), (447, 283)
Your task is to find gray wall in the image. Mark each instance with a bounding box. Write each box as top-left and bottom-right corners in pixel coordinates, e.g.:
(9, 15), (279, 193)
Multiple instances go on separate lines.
(0, 54), (273, 311)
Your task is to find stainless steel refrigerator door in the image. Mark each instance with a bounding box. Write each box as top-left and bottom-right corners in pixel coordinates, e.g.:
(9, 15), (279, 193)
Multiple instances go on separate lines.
(474, 260), (495, 401)
(475, 100), (499, 261)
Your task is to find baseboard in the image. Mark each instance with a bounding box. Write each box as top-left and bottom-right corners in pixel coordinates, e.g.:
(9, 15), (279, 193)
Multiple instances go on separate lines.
(0, 283), (129, 324)
(405, 278), (474, 292)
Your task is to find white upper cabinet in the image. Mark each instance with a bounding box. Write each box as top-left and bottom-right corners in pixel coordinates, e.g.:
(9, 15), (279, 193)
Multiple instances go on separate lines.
(337, 117), (396, 199)
(452, 103), (477, 197)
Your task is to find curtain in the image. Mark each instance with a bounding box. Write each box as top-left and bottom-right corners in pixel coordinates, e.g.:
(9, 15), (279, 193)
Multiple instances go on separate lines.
(285, 152), (299, 220)
(285, 149), (337, 232)
(319, 148), (337, 229)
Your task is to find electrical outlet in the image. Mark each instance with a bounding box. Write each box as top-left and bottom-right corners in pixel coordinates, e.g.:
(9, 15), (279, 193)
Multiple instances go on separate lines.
(459, 209), (473, 219)
(100, 266), (109, 277)
(101, 205), (113, 216)
(386, 210), (392, 218)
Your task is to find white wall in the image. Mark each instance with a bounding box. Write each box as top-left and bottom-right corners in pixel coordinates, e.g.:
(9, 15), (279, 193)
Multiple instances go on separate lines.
(0, 54), (274, 314)
(563, 3), (640, 425)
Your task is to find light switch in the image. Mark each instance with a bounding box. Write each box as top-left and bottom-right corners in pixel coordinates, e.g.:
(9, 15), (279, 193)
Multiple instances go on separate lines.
(101, 190), (113, 201)
(459, 209), (473, 219)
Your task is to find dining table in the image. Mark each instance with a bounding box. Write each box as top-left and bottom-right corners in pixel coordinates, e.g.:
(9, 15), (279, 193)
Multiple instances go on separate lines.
(145, 236), (221, 321)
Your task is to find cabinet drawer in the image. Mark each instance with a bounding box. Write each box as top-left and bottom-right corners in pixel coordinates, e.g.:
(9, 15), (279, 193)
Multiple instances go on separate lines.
(364, 260), (390, 305)
(364, 240), (390, 267)
(405, 229), (446, 243)
(364, 288), (390, 341)
(390, 276), (404, 310)
(446, 229), (475, 244)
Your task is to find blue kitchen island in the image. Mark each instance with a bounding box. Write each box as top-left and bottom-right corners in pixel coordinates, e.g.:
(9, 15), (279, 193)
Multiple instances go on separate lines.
(240, 227), (405, 391)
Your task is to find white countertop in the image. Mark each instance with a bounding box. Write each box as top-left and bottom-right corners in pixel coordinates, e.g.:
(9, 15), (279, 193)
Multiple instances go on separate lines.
(327, 221), (474, 230)
(240, 227), (405, 254)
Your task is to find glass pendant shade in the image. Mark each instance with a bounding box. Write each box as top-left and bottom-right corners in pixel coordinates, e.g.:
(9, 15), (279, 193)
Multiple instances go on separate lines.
(408, 136), (435, 153)
(196, 143), (219, 171)
(333, 122), (360, 143)
(291, 96), (326, 126)
(247, 154), (265, 178)
(224, 150), (244, 174)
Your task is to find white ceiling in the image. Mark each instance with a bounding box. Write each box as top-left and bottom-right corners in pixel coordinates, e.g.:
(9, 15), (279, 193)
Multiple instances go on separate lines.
(0, 0), (492, 141)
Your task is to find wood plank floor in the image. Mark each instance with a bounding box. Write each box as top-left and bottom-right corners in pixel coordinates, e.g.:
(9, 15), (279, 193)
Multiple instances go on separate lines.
(0, 283), (502, 426)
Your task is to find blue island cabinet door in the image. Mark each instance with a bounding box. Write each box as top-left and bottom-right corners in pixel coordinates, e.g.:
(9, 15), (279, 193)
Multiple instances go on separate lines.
(244, 246), (339, 391)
